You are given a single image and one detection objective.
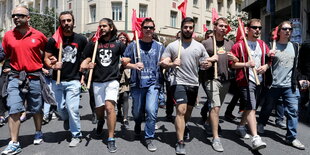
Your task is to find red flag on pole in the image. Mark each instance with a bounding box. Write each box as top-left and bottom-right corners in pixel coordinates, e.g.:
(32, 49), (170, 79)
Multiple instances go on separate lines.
(272, 26), (279, 40)
(131, 9), (147, 40)
(236, 18), (245, 42)
(203, 24), (208, 32)
(52, 26), (63, 48)
(212, 8), (231, 34)
(91, 26), (101, 42)
(178, 0), (188, 19)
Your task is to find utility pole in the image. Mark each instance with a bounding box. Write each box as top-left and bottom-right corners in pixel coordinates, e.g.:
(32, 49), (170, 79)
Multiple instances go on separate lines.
(125, 0), (128, 33)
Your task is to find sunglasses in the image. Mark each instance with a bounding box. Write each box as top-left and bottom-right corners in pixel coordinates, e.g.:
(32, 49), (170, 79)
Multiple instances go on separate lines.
(250, 26), (262, 30)
(143, 26), (155, 30)
(11, 14), (27, 18)
(281, 27), (293, 31)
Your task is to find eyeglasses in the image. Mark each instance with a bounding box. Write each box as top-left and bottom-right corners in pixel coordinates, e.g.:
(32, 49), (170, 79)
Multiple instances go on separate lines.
(183, 26), (194, 30)
(250, 26), (262, 30)
(281, 27), (293, 31)
(143, 26), (155, 30)
(11, 14), (27, 18)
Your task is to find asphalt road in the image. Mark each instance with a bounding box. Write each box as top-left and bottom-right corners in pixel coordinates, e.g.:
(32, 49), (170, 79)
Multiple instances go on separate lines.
(0, 86), (309, 155)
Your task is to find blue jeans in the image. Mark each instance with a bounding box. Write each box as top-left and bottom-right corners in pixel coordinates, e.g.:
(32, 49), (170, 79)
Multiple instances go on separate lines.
(258, 87), (300, 141)
(131, 85), (159, 139)
(43, 77), (54, 117)
(52, 80), (82, 138)
(275, 98), (285, 123)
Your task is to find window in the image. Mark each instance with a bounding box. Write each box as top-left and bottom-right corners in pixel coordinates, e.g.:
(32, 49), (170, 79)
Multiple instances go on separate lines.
(68, 2), (72, 10)
(89, 5), (96, 23)
(170, 11), (177, 27)
(218, 2), (223, 14)
(193, 0), (198, 6)
(206, 0), (211, 10)
(236, 3), (241, 12)
(193, 17), (198, 32)
(139, 4), (148, 17)
(112, 2), (122, 21)
(206, 20), (211, 28)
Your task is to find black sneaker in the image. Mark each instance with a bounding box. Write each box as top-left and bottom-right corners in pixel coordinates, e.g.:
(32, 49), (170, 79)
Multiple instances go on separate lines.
(134, 123), (141, 135)
(91, 114), (98, 124)
(107, 140), (117, 153)
(63, 120), (69, 130)
(184, 126), (190, 142)
(96, 120), (105, 136)
(123, 120), (130, 129)
(145, 139), (157, 152)
(175, 141), (186, 154)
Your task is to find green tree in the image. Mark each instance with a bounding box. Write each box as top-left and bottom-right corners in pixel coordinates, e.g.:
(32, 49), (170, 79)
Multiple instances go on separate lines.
(29, 7), (58, 37)
(227, 11), (249, 41)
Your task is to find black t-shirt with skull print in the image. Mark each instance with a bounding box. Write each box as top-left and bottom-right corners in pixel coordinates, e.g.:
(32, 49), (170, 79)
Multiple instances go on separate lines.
(46, 33), (88, 81)
(82, 35), (126, 83)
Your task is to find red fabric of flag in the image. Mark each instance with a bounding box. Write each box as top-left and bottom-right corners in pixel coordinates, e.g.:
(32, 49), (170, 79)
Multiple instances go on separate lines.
(131, 9), (147, 40)
(212, 8), (219, 24)
(272, 26), (279, 40)
(236, 18), (245, 42)
(52, 26), (63, 48)
(178, 0), (188, 19)
(91, 26), (101, 42)
(203, 24), (208, 32)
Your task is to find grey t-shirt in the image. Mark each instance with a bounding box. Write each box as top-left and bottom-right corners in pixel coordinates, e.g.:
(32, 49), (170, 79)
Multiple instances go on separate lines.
(271, 42), (295, 88)
(248, 41), (263, 83)
(162, 39), (209, 86)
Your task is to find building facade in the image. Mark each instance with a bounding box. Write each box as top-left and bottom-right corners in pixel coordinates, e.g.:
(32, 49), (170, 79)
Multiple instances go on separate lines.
(1, 0), (244, 41)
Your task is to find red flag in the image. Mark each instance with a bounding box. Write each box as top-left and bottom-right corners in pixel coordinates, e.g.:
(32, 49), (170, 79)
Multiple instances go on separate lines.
(272, 26), (279, 40)
(91, 26), (101, 42)
(226, 25), (232, 34)
(203, 24), (208, 32)
(131, 9), (147, 40)
(236, 19), (245, 42)
(178, 0), (188, 19)
(212, 8), (219, 24)
(52, 26), (63, 48)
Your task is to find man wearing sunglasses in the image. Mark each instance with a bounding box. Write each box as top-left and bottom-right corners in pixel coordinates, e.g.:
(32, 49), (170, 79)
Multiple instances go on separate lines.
(230, 18), (269, 151)
(122, 18), (164, 152)
(1, 6), (48, 155)
(257, 21), (305, 150)
(160, 17), (213, 154)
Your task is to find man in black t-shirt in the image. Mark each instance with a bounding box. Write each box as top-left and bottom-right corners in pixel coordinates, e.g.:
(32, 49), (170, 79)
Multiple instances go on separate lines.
(80, 18), (126, 153)
(44, 11), (87, 147)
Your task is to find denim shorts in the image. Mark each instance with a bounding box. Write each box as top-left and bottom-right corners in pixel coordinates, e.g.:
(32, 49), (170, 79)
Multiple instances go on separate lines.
(6, 77), (43, 114)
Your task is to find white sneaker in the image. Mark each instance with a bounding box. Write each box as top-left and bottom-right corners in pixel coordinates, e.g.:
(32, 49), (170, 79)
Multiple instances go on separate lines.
(252, 135), (267, 150)
(257, 123), (265, 134)
(236, 126), (250, 139)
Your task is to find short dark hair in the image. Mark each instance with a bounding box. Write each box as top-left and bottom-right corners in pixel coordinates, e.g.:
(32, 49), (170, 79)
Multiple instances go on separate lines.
(59, 11), (75, 24)
(99, 18), (118, 37)
(247, 18), (261, 27)
(181, 17), (195, 28)
(214, 17), (228, 26)
(141, 18), (155, 28)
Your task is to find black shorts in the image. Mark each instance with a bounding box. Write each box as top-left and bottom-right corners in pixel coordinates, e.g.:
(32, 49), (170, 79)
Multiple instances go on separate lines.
(171, 85), (199, 106)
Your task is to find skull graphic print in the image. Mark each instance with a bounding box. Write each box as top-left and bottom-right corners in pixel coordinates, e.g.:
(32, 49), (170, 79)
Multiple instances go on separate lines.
(62, 45), (77, 63)
(99, 49), (112, 66)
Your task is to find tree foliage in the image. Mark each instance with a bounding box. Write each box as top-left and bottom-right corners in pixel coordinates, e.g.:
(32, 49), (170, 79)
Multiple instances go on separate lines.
(29, 7), (58, 37)
(226, 11), (249, 41)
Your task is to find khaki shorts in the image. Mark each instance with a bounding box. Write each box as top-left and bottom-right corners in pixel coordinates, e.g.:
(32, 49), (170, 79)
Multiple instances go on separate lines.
(204, 80), (230, 108)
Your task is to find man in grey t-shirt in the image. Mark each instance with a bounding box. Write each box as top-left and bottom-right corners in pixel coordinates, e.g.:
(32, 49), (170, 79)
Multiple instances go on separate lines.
(160, 17), (215, 155)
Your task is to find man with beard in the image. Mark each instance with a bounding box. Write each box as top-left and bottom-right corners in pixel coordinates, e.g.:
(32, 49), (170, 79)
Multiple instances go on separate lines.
(122, 18), (165, 152)
(160, 17), (213, 154)
(80, 18), (125, 153)
(44, 11), (87, 147)
(200, 17), (236, 152)
(1, 6), (48, 154)
(230, 18), (268, 150)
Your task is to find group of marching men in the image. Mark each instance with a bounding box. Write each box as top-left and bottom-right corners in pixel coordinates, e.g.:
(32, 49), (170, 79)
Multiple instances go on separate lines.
(0, 5), (308, 155)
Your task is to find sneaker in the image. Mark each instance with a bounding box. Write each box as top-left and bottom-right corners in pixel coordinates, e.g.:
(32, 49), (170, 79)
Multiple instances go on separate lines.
(184, 126), (190, 142)
(134, 123), (141, 135)
(236, 126), (250, 139)
(33, 131), (43, 145)
(0, 116), (5, 127)
(155, 123), (159, 130)
(286, 139), (305, 150)
(203, 123), (212, 136)
(1, 141), (22, 155)
(69, 137), (81, 147)
(224, 113), (237, 121)
(145, 139), (157, 152)
(51, 112), (57, 120)
(257, 123), (265, 134)
(42, 115), (49, 125)
(212, 138), (224, 152)
(251, 135), (267, 150)
(91, 114), (98, 124)
(63, 120), (69, 131)
(96, 120), (105, 136)
(175, 141), (186, 155)
(107, 140), (117, 153)
(123, 120), (129, 129)
(275, 120), (287, 129)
